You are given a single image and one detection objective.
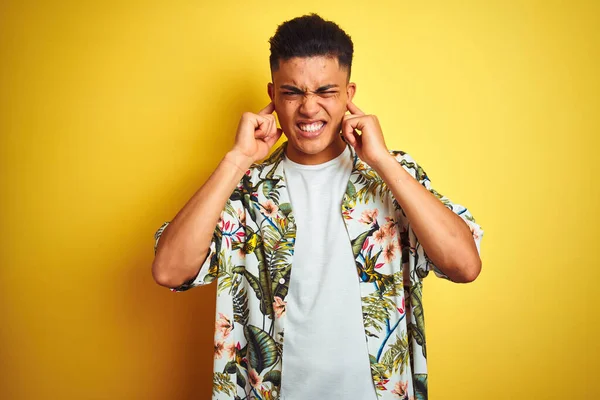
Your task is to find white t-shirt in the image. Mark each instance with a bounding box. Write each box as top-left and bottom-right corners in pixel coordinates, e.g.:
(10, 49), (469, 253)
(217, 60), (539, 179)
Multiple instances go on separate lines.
(280, 146), (378, 400)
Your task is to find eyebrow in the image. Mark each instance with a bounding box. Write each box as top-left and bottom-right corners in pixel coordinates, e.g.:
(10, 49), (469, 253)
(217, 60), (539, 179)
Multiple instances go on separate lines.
(280, 84), (340, 94)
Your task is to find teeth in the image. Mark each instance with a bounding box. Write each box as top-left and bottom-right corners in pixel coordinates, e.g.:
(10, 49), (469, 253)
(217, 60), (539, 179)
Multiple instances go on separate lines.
(298, 122), (325, 132)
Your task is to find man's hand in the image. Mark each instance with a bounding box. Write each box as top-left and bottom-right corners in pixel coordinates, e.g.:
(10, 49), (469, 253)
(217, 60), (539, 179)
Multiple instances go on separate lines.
(342, 101), (391, 169)
(230, 103), (283, 167)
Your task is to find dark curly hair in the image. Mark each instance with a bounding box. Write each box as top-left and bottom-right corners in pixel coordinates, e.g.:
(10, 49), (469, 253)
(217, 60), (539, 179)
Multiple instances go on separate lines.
(269, 14), (354, 78)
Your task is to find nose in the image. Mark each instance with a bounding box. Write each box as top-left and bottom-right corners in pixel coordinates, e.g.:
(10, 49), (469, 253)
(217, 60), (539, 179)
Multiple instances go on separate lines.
(298, 93), (320, 117)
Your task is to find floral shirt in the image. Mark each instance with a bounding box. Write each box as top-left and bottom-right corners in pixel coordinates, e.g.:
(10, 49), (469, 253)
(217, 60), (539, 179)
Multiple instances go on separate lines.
(154, 142), (483, 400)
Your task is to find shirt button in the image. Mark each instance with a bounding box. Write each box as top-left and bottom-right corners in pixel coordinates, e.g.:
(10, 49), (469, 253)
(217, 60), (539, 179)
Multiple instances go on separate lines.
(279, 278), (285, 284)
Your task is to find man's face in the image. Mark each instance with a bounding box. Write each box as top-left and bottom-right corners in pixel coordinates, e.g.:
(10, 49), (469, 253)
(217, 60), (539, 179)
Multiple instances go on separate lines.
(268, 56), (356, 165)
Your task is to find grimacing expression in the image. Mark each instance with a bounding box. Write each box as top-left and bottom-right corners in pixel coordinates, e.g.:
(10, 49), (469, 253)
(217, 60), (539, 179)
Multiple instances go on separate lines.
(268, 56), (356, 164)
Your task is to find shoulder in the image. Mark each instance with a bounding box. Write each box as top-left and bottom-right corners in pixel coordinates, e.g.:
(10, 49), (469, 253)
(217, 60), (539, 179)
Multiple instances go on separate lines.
(387, 149), (428, 182)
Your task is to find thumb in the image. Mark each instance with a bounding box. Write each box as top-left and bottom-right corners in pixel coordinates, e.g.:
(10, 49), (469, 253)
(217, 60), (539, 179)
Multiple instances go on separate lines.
(265, 128), (283, 147)
(253, 115), (271, 138)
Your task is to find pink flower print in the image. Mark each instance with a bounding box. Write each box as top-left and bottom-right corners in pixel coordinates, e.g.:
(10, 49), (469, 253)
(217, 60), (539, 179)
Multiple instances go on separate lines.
(359, 208), (379, 225)
(391, 380), (408, 397)
(383, 240), (400, 264)
(273, 296), (286, 318)
(397, 296), (405, 315)
(219, 218), (234, 232)
(382, 220), (397, 238)
(218, 218), (237, 248)
(261, 199), (279, 218)
(215, 313), (232, 338)
(362, 238), (370, 251)
(248, 368), (263, 389)
(373, 228), (386, 243)
(224, 341), (236, 360)
(214, 339), (225, 359)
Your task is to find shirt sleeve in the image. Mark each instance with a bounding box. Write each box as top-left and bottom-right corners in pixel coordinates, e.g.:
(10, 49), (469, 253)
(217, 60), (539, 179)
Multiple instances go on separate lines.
(153, 202), (236, 292)
(393, 151), (484, 280)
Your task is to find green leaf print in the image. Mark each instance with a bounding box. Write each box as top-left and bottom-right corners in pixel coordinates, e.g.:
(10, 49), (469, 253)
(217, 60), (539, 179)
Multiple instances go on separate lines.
(254, 251), (274, 318)
(262, 179), (275, 198)
(271, 263), (291, 300)
(351, 227), (375, 259)
(278, 202), (292, 217)
(346, 180), (357, 198)
(202, 251), (220, 284)
(213, 372), (236, 396)
(380, 333), (409, 374)
(244, 193), (256, 221)
(409, 282), (427, 358)
(262, 218), (295, 300)
(265, 146), (285, 179)
(369, 356), (390, 393)
(232, 280), (249, 326)
(217, 254), (235, 295)
(233, 266), (262, 296)
(223, 360), (237, 374)
(263, 370), (281, 386)
(397, 158), (426, 181)
(236, 366), (246, 388)
(352, 167), (387, 203)
(224, 200), (239, 219)
(362, 294), (394, 335)
(263, 218), (295, 254)
(414, 374), (428, 400)
(262, 178), (281, 203)
(232, 266), (273, 318)
(244, 325), (279, 373)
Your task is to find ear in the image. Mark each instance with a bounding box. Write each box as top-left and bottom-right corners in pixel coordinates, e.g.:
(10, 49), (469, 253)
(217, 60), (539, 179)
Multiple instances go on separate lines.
(267, 82), (274, 102)
(346, 83), (356, 102)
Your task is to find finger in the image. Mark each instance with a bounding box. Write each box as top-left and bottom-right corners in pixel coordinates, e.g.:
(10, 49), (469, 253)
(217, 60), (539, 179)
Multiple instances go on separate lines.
(347, 101), (365, 116)
(258, 102), (275, 115)
(343, 114), (367, 133)
(253, 116), (270, 138)
(343, 114), (363, 123)
(254, 129), (268, 139)
(265, 128), (283, 147)
(266, 115), (277, 137)
(260, 117), (272, 138)
(266, 117), (279, 140)
(342, 120), (359, 147)
(343, 129), (357, 147)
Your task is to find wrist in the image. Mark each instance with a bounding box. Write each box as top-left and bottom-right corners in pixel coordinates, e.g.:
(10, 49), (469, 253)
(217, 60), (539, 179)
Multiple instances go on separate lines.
(373, 153), (414, 186)
(370, 152), (397, 175)
(223, 150), (253, 174)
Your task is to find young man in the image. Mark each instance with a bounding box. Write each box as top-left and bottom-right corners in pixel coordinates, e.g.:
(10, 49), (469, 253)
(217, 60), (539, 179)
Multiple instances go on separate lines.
(152, 14), (483, 400)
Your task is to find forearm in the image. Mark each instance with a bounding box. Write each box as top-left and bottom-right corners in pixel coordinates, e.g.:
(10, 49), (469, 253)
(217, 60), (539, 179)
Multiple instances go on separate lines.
(373, 155), (481, 282)
(152, 150), (252, 287)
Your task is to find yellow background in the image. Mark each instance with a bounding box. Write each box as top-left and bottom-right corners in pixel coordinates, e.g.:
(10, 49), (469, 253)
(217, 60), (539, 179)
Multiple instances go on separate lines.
(1, 1), (598, 399)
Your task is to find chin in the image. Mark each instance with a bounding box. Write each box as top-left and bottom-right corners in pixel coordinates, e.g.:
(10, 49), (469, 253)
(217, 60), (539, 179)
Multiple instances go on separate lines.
(287, 132), (338, 154)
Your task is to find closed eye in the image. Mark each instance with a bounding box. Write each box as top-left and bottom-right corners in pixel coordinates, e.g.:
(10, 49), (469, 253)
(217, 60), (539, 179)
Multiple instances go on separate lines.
(318, 91), (339, 97)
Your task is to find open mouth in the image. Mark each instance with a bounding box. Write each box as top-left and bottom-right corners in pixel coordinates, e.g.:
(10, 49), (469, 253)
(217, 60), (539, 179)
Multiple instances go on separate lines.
(296, 121), (327, 138)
